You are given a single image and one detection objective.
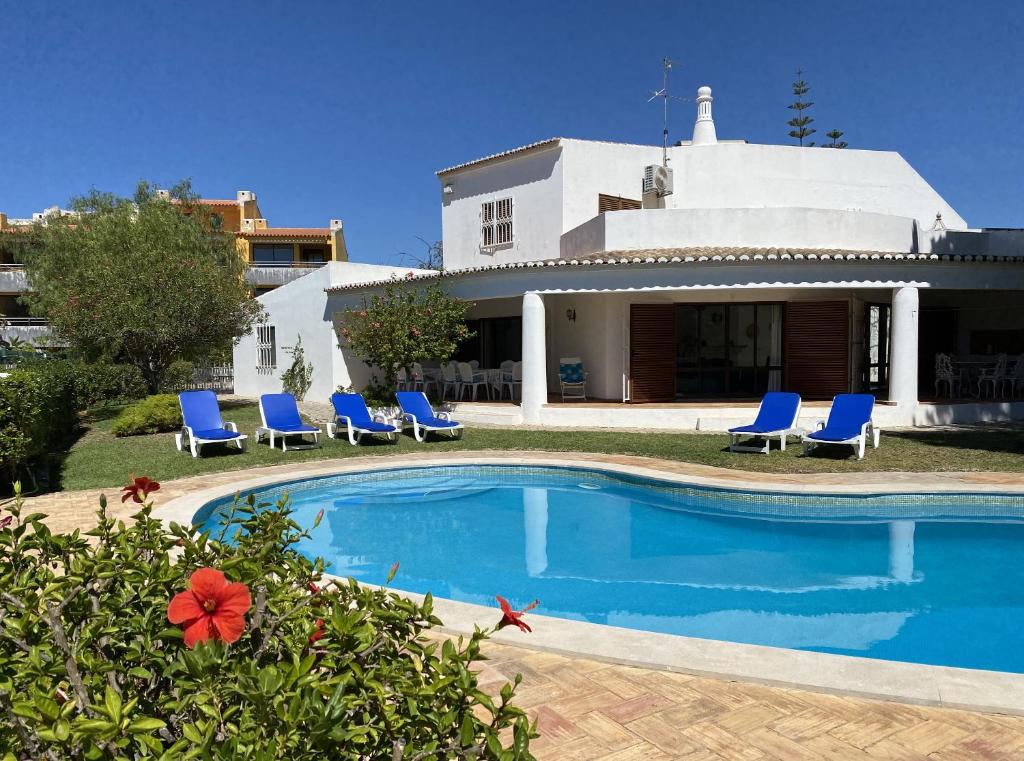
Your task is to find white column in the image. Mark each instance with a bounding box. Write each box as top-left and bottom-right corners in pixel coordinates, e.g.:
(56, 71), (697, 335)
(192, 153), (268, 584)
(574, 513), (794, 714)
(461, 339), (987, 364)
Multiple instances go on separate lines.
(889, 286), (919, 411)
(523, 487), (549, 577)
(888, 520), (915, 583)
(521, 292), (547, 423)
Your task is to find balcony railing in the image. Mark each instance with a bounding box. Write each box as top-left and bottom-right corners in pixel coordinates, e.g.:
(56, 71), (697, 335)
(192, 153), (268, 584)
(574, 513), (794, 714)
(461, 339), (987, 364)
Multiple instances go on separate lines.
(0, 264), (30, 293)
(245, 261), (327, 287)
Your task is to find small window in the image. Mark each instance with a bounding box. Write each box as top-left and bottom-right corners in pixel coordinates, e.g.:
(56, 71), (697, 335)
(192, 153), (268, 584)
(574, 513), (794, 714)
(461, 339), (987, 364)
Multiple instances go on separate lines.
(256, 325), (277, 371)
(481, 197), (513, 248)
(598, 194), (642, 214)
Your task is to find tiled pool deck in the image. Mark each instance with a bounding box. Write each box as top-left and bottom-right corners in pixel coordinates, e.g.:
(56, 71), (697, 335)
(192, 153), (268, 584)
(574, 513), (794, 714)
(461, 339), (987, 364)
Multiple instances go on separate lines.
(22, 451), (1024, 759)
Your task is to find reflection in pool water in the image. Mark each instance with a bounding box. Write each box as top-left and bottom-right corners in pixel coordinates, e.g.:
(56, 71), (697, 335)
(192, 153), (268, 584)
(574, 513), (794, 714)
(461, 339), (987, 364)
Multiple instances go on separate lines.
(195, 466), (1024, 673)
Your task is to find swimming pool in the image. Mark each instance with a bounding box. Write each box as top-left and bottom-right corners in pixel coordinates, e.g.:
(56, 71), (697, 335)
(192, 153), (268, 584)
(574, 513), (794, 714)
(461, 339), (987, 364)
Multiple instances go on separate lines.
(194, 464), (1024, 674)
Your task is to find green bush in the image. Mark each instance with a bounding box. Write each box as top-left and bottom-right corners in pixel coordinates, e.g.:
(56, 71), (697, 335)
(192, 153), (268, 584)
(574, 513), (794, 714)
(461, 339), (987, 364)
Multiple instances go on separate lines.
(110, 394), (182, 437)
(159, 359), (195, 394)
(0, 364), (78, 485)
(75, 361), (148, 408)
(0, 484), (537, 758)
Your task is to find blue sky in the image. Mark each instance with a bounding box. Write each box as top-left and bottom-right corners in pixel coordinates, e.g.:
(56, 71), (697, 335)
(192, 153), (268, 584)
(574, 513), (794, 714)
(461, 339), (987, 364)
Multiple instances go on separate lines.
(2, 0), (1021, 264)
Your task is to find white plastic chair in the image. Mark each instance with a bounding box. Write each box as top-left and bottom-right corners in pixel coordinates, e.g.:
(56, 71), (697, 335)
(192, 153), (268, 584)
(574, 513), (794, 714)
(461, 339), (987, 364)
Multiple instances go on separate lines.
(411, 362), (429, 395)
(558, 356), (588, 401)
(469, 359), (480, 371)
(934, 353), (960, 399)
(440, 362), (461, 400)
(457, 361), (489, 400)
(396, 366), (409, 391)
(1007, 354), (1024, 398)
(503, 361), (522, 400)
(497, 360), (514, 398)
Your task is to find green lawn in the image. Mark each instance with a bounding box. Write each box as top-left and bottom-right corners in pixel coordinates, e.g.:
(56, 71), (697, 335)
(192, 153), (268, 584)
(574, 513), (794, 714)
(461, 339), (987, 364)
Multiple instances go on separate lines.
(53, 401), (1024, 492)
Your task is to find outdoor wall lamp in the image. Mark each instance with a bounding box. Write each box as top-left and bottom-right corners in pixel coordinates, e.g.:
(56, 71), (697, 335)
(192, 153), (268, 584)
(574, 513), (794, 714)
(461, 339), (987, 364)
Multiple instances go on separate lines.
(443, 183), (454, 194)
(566, 307), (576, 324)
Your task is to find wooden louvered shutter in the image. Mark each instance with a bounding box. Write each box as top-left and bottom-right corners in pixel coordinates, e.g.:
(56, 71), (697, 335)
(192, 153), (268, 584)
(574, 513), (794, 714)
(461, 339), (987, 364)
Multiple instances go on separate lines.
(630, 304), (676, 402)
(784, 301), (850, 399)
(598, 194), (642, 214)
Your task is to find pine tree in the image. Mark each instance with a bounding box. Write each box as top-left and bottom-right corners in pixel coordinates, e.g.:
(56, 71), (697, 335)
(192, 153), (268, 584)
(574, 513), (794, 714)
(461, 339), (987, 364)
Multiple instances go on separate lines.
(824, 128), (848, 149)
(787, 70), (816, 146)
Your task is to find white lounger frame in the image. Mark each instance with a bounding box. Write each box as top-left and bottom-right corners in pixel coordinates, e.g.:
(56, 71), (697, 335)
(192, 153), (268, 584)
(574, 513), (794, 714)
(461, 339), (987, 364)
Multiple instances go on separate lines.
(254, 426), (321, 451)
(327, 414), (399, 446)
(401, 411), (464, 443)
(175, 423), (246, 458)
(728, 399), (803, 454)
(802, 419), (881, 460)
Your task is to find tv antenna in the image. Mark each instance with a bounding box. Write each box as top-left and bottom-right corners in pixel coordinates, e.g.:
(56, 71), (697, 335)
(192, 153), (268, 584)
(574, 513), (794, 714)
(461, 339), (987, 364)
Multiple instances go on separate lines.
(648, 57), (688, 167)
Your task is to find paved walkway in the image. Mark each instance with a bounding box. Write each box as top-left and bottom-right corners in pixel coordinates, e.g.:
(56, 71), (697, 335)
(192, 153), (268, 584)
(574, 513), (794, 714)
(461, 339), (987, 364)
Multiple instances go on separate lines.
(16, 453), (1024, 759)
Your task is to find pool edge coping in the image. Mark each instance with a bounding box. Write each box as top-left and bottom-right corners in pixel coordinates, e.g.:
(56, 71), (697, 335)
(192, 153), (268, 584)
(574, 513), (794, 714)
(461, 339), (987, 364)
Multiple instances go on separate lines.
(151, 453), (1024, 717)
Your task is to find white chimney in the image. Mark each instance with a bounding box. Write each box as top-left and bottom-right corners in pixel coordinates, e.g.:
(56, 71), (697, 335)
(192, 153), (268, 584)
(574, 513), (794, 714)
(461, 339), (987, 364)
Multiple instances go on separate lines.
(692, 86), (717, 146)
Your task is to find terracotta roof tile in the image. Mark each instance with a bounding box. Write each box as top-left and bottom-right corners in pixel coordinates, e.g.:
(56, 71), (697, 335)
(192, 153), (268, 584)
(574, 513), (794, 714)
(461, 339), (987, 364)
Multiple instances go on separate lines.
(325, 246), (1024, 293)
(240, 227), (331, 239)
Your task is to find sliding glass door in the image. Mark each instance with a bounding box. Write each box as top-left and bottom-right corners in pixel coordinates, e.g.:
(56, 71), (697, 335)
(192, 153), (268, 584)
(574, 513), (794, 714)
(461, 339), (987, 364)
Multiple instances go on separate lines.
(675, 303), (782, 398)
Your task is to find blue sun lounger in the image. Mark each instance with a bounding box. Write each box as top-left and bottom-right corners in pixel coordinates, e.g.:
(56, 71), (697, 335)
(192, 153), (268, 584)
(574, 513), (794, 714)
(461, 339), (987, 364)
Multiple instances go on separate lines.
(256, 393), (322, 451)
(802, 393), (880, 460)
(327, 392), (399, 445)
(395, 391), (464, 443)
(176, 390), (247, 457)
(727, 392), (803, 453)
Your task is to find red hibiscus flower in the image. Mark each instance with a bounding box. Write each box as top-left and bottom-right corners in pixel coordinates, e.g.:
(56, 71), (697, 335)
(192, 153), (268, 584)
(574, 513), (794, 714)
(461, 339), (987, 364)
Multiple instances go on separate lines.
(167, 568), (251, 648)
(309, 618), (326, 644)
(495, 595), (538, 633)
(121, 476), (160, 504)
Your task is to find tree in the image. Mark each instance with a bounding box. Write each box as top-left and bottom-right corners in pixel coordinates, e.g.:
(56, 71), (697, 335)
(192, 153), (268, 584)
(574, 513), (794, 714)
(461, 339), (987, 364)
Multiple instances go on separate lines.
(337, 276), (473, 392)
(824, 128), (848, 149)
(398, 236), (444, 271)
(280, 335), (314, 400)
(787, 70), (816, 146)
(21, 181), (264, 393)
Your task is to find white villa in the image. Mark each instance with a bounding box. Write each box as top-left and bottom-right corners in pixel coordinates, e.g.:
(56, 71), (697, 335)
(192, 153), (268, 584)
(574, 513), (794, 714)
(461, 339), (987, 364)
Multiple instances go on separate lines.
(234, 86), (1024, 430)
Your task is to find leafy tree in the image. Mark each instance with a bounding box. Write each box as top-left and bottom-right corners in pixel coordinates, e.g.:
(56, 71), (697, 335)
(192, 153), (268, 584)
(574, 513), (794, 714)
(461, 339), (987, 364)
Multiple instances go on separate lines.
(824, 128), (848, 149)
(338, 276), (473, 392)
(20, 181), (263, 393)
(787, 70), (816, 146)
(280, 335), (314, 400)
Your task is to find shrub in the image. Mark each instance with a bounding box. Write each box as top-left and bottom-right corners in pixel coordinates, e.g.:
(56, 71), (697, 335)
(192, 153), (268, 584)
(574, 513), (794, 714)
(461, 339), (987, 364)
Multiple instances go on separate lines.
(159, 359), (195, 394)
(110, 394), (182, 437)
(281, 336), (313, 401)
(0, 482), (537, 758)
(0, 364), (78, 485)
(75, 361), (148, 408)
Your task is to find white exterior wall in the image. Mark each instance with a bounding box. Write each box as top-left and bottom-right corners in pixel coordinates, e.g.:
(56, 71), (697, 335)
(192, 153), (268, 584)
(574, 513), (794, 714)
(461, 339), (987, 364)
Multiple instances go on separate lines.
(439, 137), (969, 273)
(661, 143), (966, 230)
(440, 146), (564, 270)
(232, 262), (418, 401)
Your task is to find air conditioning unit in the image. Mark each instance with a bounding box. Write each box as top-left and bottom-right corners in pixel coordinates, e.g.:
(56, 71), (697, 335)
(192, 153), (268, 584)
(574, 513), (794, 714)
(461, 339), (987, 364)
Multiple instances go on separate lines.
(643, 165), (674, 197)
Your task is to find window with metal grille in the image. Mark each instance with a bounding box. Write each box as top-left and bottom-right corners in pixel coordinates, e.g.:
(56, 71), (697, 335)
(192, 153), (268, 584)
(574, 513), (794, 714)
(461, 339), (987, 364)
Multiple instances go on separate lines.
(598, 193), (642, 214)
(481, 197), (513, 248)
(256, 325), (277, 371)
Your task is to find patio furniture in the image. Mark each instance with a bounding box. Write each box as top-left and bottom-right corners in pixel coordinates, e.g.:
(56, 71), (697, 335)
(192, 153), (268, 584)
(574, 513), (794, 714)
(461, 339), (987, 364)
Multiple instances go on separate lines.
(977, 354), (1008, 399)
(802, 394), (879, 460)
(440, 362), (461, 400)
(255, 393), (322, 451)
(411, 362), (430, 394)
(727, 392), (803, 454)
(503, 361), (522, 400)
(497, 360), (515, 398)
(396, 391), (464, 442)
(1008, 354), (1024, 398)
(558, 357), (588, 401)
(326, 392), (399, 445)
(934, 353), (960, 399)
(175, 390), (247, 458)
(396, 366), (409, 391)
(457, 361), (490, 400)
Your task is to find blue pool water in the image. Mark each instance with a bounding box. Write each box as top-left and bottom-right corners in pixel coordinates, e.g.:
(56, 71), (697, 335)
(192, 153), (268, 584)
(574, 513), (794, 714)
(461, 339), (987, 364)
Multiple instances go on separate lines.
(195, 465), (1024, 673)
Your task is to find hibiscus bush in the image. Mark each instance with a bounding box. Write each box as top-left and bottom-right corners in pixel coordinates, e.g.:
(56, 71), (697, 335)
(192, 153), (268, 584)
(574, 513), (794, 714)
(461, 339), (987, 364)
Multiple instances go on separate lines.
(0, 480), (537, 759)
